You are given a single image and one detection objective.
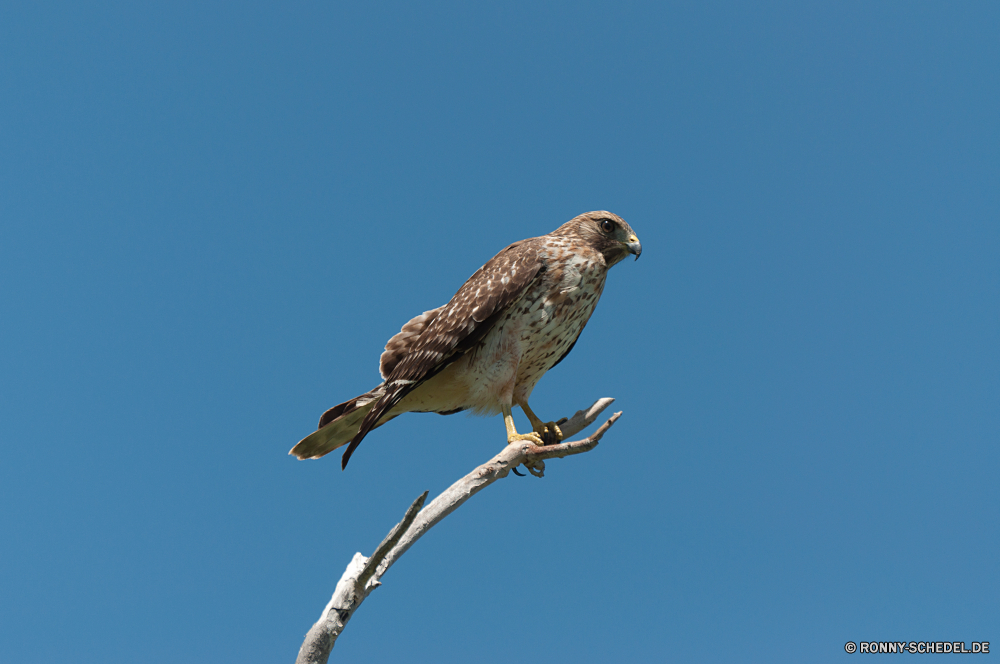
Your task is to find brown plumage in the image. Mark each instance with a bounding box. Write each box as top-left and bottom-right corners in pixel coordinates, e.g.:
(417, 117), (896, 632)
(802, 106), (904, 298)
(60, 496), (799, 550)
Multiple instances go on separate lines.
(290, 211), (641, 468)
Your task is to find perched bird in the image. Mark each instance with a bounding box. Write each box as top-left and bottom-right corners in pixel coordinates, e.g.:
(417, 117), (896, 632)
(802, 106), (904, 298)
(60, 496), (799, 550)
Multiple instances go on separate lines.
(290, 211), (641, 469)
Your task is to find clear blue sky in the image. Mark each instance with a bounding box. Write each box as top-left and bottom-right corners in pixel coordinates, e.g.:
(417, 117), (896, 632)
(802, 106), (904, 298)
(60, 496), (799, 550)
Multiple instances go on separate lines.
(1, 2), (997, 662)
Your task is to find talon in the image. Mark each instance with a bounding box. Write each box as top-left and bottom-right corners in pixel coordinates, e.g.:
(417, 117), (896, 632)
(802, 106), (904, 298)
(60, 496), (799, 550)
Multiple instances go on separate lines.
(536, 421), (563, 446)
(508, 431), (544, 446)
(512, 466), (525, 477)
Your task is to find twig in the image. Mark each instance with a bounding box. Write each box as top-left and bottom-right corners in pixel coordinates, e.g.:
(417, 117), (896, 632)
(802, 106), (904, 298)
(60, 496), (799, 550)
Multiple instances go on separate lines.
(294, 398), (620, 663)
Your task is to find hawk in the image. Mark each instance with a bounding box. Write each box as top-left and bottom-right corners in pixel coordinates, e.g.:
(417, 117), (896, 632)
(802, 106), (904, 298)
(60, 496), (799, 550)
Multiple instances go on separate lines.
(291, 211), (641, 469)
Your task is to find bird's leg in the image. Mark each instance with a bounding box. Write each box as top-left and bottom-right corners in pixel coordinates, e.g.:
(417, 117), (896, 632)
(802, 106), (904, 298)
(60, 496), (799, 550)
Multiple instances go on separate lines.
(517, 400), (564, 446)
(503, 404), (547, 478)
(503, 404), (544, 446)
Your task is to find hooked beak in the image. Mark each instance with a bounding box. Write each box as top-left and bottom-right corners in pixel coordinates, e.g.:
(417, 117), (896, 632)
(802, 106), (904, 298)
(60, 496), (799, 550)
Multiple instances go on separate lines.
(626, 234), (642, 260)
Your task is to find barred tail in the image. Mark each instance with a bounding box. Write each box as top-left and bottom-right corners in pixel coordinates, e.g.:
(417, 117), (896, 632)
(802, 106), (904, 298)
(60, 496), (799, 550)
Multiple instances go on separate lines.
(289, 384), (386, 460)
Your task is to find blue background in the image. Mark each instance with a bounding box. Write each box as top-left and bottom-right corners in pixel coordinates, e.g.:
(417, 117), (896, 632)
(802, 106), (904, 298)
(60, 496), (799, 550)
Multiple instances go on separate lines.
(1, 2), (997, 662)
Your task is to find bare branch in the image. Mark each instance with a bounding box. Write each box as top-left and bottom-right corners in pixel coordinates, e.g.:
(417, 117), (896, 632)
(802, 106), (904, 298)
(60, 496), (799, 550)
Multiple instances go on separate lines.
(554, 396), (616, 438)
(295, 398), (620, 663)
(357, 490), (428, 590)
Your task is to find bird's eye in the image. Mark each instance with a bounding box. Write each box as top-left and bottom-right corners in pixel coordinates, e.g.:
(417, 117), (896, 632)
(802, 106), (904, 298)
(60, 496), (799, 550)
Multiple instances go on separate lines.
(600, 219), (616, 233)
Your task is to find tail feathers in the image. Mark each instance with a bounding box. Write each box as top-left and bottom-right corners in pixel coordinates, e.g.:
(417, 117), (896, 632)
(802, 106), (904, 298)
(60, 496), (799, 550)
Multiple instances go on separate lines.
(341, 379), (414, 469)
(289, 384), (385, 460)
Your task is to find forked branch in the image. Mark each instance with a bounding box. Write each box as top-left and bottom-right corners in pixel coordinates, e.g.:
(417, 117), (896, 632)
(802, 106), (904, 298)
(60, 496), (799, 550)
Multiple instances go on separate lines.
(294, 398), (621, 664)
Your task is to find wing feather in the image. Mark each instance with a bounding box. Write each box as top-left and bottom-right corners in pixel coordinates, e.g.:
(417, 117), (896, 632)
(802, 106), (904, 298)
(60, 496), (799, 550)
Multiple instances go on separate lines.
(379, 306), (446, 379)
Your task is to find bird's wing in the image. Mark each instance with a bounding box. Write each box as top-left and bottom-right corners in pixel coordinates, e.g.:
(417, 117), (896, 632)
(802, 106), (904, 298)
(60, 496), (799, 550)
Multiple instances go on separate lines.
(379, 305), (446, 380)
(341, 238), (545, 467)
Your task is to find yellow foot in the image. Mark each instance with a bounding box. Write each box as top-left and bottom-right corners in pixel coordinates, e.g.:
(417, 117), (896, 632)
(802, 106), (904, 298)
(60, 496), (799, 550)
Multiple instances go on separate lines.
(507, 431), (544, 446)
(533, 421), (563, 446)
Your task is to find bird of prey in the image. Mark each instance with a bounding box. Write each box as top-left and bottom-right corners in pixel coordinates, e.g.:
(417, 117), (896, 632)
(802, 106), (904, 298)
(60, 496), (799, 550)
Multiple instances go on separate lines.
(290, 211), (641, 469)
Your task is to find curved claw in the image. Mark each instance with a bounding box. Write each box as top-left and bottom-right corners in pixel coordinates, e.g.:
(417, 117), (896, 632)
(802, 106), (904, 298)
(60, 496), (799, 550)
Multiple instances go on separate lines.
(511, 466), (525, 477)
(535, 421), (563, 446)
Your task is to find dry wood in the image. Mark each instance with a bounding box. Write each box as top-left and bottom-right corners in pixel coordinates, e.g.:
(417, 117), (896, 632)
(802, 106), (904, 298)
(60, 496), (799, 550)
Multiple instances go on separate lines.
(295, 398), (621, 664)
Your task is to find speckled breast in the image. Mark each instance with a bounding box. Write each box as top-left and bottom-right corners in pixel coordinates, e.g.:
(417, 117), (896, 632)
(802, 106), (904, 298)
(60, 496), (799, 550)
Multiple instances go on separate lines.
(511, 246), (608, 393)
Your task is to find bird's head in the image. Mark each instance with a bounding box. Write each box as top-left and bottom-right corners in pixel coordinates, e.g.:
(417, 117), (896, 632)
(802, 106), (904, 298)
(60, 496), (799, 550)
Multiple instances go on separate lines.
(557, 211), (641, 267)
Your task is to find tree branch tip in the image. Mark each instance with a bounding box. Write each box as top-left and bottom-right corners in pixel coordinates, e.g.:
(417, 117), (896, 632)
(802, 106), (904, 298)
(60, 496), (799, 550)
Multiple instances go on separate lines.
(558, 397), (617, 438)
(587, 410), (622, 440)
(412, 490), (430, 511)
(359, 489), (431, 586)
(598, 409), (622, 427)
